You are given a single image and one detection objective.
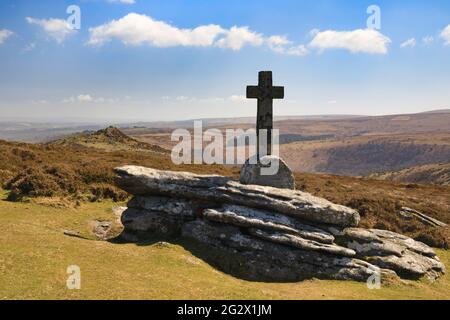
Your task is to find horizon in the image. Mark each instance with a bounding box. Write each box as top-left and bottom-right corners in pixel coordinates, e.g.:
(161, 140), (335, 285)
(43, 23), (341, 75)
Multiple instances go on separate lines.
(0, 107), (450, 125)
(1, 107), (450, 125)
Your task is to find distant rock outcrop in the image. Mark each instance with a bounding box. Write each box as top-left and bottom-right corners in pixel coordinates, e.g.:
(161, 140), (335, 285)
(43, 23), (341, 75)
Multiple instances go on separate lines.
(114, 165), (445, 282)
(49, 126), (169, 154)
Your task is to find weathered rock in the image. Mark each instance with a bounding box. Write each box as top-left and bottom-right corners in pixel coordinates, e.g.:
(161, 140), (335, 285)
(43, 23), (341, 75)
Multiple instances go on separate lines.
(112, 205), (127, 225)
(128, 195), (207, 218)
(203, 205), (335, 244)
(181, 220), (395, 282)
(398, 207), (447, 227)
(248, 228), (356, 257)
(369, 251), (444, 281)
(331, 228), (445, 280)
(114, 165), (445, 283)
(88, 220), (117, 241)
(120, 206), (194, 239)
(114, 166), (360, 227)
(240, 155), (295, 190)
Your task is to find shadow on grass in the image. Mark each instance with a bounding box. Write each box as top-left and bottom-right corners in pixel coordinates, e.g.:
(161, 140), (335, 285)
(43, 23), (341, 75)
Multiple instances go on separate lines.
(107, 231), (293, 283)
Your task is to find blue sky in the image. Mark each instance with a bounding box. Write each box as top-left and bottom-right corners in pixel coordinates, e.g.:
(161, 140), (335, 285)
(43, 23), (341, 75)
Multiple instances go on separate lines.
(0, 0), (449, 122)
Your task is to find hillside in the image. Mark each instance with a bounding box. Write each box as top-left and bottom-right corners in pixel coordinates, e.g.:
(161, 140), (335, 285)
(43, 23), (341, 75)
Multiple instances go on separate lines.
(281, 133), (450, 175)
(130, 131), (450, 177)
(0, 131), (448, 248)
(371, 162), (450, 186)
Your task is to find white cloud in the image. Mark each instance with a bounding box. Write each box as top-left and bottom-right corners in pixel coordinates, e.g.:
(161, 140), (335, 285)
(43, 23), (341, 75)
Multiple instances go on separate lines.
(108, 0), (135, 4)
(400, 38), (416, 48)
(88, 13), (224, 47)
(440, 24), (450, 45)
(87, 13), (310, 56)
(422, 36), (434, 45)
(63, 94), (108, 103)
(279, 44), (308, 56)
(0, 29), (13, 45)
(77, 94), (93, 102)
(62, 96), (75, 103)
(215, 26), (264, 50)
(267, 35), (308, 56)
(87, 13), (393, 56)
(308, 28), (391, 54)
(229, 95), (247, 103)
(23, 42), (36, 52)
(267, 35), (291, 47)
(26, 17), (76, 43)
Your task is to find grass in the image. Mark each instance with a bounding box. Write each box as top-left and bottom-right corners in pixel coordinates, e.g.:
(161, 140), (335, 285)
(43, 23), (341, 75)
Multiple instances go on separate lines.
(0, 190), (449, 300)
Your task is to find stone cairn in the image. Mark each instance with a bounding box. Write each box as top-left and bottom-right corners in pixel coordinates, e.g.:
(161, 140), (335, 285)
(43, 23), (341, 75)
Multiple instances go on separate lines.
(114, 165), (445, 283)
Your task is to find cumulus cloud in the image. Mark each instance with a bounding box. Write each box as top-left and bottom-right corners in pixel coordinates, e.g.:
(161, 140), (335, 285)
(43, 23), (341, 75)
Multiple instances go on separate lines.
(87, 13), (310, 56)
(87, 13), (224, 47)
(215, 26), (264, 50)
(308, 28), (391, 54)
(400, 38), (416, 48)
(0, 29), (13, 44)
(87, 13), (395, 56)
(267, 35), (308, 56)
(26, 17), (76, 43)
(441, 24), (450, 45)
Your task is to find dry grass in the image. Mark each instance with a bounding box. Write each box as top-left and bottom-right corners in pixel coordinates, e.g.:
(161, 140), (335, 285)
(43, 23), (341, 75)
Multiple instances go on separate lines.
(0, 191), (448, 300)
(0, 138), (239, 202)
(294, 172), (450, 248)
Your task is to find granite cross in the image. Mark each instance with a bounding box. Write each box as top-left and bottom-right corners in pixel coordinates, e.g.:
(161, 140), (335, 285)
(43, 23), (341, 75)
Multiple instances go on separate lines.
(246, 71), (284, 158)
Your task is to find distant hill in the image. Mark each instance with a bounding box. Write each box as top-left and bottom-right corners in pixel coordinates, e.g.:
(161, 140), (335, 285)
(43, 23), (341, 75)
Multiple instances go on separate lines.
(0, 134), (448, 249)
(128, 110), (450, 177)
(370, 162), (450, 186)
(48, 126), (170, 154)
(281, 133), (450, 176)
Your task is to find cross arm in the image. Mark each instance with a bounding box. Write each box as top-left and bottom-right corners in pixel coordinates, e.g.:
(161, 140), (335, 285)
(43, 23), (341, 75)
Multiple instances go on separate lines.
(271, 86), (284, 99)
(246, 86), (260, 99)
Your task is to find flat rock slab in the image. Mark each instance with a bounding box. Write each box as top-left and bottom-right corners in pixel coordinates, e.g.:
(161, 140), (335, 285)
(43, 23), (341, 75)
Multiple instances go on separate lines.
(114, 165), (360, 227)
(114, 165), (445, 283)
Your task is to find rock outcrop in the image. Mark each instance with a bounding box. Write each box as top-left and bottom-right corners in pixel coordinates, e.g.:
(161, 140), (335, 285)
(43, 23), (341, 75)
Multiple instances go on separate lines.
(114, 165), (445, 283)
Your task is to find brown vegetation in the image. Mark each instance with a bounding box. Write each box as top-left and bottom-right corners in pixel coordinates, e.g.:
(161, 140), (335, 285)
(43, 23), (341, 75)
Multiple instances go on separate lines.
(371, 162), (450, 186)
(294, 172), (449, 248)
(0, 127), (448, 248)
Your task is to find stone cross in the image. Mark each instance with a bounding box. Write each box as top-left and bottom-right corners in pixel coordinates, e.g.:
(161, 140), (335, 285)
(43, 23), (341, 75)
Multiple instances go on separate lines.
(246, 71), (284, 158)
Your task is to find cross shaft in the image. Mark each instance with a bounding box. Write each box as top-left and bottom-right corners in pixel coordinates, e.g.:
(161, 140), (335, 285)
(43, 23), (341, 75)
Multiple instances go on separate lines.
(246, 71), (284, 158)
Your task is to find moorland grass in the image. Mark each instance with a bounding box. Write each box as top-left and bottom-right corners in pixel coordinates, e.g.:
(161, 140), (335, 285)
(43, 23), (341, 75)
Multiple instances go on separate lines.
(0, 190), (449, 300)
